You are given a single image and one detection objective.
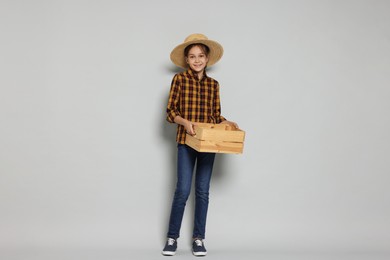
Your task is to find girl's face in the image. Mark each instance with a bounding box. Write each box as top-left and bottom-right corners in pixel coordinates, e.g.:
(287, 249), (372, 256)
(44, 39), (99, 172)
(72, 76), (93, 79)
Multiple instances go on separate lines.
(186, 45), (209, 73)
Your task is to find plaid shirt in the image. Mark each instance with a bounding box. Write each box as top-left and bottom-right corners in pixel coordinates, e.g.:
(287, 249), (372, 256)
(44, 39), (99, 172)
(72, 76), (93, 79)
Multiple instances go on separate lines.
(166, 69), (226, 144)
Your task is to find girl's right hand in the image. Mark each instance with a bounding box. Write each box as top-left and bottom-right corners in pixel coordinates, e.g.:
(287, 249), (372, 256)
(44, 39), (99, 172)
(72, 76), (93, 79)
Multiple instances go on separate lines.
(184, 120), (196, 136)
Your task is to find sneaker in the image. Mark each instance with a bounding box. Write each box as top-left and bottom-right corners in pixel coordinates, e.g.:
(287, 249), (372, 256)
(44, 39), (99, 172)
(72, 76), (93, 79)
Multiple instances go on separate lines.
(162, 238), (177, 256)
(192, 238), (207, 257)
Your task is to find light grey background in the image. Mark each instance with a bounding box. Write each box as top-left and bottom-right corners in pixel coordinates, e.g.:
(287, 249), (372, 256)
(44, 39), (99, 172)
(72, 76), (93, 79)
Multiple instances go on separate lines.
(1, 0), (390, 259)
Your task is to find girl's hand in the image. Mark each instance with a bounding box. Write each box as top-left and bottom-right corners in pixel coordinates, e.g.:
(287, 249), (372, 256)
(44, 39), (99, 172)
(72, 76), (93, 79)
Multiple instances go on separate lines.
(220, 120), (239, 129)
(173, 116), (197, 135)
(184, 120), (196, 135)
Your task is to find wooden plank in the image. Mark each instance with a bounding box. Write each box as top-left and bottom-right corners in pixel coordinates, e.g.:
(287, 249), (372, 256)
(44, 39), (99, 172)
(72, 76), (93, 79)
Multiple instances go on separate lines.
(197, 140), (244, 154)
(193, 123), (245, 142)
(185, 134), (244, 154)
(185, 134), (202, 151)
(194, 123), (227, 130)
(195, 127), (245, 142)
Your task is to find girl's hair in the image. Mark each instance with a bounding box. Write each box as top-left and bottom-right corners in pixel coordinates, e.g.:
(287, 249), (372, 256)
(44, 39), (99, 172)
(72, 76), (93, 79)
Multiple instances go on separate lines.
(184, 43), (210, 58)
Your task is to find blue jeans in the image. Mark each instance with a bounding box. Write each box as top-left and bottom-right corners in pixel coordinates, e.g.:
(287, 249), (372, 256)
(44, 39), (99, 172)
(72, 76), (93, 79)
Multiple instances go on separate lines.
(167, 144), (216, 239)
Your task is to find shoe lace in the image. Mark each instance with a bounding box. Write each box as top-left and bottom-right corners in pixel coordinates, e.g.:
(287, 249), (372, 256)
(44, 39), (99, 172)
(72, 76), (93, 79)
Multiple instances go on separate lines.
(194, 239), (203, 247)
(167, 238), (175, 246)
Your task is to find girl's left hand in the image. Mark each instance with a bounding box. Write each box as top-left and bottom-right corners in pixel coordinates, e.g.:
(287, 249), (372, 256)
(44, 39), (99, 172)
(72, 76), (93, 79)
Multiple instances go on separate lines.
(220, 120), (239, 129)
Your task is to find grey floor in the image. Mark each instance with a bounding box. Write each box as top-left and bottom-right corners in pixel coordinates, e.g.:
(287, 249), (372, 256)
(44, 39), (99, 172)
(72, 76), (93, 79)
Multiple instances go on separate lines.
(1, 248), (389, 260)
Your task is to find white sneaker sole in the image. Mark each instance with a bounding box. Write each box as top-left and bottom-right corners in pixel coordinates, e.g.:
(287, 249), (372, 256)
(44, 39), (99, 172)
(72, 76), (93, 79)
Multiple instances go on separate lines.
(192, 251), (207, 256)
(162, 251), (176, 256)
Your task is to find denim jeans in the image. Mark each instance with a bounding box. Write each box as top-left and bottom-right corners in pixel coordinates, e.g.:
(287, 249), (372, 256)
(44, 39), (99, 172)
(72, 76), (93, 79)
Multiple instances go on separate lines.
(167, 144), (216, 239)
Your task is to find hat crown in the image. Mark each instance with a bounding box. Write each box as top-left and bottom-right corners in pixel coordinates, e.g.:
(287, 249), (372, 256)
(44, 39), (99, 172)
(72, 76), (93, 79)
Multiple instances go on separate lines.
(184, 33), (208, 43)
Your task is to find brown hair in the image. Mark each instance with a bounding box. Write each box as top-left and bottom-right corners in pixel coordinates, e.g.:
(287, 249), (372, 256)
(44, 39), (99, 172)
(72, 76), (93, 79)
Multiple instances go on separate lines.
(184, 43), (210, 58)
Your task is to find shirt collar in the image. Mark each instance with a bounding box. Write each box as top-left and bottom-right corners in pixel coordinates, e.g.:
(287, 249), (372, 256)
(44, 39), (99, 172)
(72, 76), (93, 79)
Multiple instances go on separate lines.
(187, 68), (208, 81)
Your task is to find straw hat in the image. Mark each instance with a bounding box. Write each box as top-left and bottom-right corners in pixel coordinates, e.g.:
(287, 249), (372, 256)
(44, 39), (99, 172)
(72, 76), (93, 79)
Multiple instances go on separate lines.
(170, 33), (224, 68)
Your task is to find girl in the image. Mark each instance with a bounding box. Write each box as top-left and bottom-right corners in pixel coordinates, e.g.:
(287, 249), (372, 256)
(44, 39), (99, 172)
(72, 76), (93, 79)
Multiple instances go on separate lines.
(162, 33), (237, 257)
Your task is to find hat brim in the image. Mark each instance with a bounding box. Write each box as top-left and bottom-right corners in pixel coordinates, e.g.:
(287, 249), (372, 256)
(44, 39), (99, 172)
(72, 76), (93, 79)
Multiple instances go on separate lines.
(170, 39), (224, 68)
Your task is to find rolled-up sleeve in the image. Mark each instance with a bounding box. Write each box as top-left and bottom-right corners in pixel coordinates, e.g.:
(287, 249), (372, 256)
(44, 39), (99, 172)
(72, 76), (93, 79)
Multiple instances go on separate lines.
(166, 75), (181, 123)
(214, 83), (226, 123)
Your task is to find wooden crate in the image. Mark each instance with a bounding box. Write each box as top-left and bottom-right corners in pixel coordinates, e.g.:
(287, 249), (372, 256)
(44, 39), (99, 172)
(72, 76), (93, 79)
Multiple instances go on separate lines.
(185, 123), (245, 154)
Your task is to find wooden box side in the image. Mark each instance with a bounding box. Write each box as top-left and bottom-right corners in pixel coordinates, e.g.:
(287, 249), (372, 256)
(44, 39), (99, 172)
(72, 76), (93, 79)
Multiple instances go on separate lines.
(194, 123), (245, 143)
(185, 134), (244, 154)
(185, 134), (201, 151)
